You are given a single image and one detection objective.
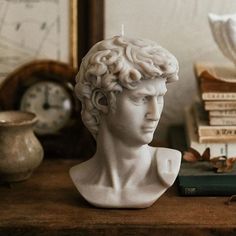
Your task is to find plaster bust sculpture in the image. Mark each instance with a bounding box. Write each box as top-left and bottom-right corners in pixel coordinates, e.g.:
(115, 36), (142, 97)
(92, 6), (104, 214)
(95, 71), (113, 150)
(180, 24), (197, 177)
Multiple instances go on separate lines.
(70, 36), (181, 208)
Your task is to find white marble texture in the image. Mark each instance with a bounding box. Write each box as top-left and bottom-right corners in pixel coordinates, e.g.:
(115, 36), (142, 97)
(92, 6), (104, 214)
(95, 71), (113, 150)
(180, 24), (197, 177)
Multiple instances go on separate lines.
(70, 147), (181, 208)
(70, 36), (181, 208)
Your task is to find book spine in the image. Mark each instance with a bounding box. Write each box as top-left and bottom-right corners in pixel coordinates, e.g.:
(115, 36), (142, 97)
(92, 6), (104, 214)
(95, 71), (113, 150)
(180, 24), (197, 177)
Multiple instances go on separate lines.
(199, 135), (236, 143)
(202, 92), (236, 101)
(205, 101), (236, 110)
(209, 117), (236, 126)
(199, 127), (236, 137)
(192, 102), (236, 142)
(201, 82), (236, 93)
(189, 141), (236, 155)
(184, 106), (236, 156)
(189, 141), (231, 156)
(178, 185), (236, 196)
(209, 110), (236, 116)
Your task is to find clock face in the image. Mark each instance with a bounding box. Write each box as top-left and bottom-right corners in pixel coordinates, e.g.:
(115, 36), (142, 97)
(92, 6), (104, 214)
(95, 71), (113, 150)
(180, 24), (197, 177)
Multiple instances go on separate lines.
(20, 81), (73, 135)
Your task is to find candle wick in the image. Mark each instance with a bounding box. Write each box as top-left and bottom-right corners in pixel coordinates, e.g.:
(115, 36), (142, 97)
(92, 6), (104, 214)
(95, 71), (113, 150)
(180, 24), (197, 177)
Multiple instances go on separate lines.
(121, 24), (125, 36)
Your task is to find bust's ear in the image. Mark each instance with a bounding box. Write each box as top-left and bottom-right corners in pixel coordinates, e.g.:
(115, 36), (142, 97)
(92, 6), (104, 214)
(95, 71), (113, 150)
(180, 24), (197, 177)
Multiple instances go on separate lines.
(92, 89), (109, 114)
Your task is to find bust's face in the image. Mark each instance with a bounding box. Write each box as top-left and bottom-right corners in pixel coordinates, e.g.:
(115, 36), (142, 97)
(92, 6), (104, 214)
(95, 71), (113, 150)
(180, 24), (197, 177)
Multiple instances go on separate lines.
(104, 78), (167, 146)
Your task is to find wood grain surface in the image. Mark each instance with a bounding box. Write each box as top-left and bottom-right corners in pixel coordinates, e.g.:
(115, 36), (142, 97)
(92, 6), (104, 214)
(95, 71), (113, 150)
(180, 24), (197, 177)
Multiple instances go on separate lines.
(0, 158), (236, 236)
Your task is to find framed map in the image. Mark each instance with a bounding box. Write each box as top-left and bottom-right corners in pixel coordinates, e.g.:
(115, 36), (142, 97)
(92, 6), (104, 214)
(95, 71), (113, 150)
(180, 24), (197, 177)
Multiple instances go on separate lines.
(0, 0), (78, 79)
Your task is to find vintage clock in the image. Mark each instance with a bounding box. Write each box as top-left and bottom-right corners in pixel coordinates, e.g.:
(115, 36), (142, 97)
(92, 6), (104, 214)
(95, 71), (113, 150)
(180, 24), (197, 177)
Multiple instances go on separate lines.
(20, 81), (73, 135)
(0, 60), (95, 159)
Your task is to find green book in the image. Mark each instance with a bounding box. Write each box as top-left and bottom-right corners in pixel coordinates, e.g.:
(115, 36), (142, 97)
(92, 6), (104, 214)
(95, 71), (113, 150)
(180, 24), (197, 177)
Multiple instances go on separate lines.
(178, 162), (236, 196)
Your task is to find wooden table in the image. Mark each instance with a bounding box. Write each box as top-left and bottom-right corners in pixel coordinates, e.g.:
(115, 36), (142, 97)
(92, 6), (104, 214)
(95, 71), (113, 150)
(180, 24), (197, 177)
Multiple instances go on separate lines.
(1, 157), (236, 236)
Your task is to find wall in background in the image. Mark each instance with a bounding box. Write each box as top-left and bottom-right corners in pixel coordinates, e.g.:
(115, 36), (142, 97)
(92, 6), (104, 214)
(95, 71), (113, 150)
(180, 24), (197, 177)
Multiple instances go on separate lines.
(104, 0), (236, 140)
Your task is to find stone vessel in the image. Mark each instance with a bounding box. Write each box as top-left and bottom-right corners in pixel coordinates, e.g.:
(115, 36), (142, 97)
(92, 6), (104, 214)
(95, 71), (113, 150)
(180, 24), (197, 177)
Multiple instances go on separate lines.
(0, 111), (44, 182)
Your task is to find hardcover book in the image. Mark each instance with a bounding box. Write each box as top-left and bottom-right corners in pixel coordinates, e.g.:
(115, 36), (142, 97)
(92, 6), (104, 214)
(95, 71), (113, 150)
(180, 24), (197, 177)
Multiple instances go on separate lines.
(193, 102), (236, 143)
(168, 125), (236, 196)
(202, 93), (236, 101)
(178, 162), (236, 196)
(204, 100), (236, 111)
(209, 110), (236, 116)
(185, 106), (236, 156)
(194, 63), (236, 84)
(208, 110), (236, 125)
(194, 63), (236, 101)
(209, 116), (236, 126)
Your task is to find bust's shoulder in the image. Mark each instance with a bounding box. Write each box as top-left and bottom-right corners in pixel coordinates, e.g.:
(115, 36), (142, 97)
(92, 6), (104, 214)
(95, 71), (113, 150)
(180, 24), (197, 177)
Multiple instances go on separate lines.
(150, 147), (182, 187)
(149, 146), (181, 159)
(156, 147), (181, 159)
(70, 157), (96, 184)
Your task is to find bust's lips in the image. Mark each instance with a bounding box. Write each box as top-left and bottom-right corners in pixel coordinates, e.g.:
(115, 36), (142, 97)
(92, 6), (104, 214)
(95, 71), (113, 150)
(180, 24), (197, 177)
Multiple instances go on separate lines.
(141, 126), (156, 132)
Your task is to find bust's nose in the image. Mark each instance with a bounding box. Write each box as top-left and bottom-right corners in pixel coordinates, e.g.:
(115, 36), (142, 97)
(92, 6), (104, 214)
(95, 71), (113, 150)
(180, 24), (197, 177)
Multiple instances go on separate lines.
(145, 97), (162, 121)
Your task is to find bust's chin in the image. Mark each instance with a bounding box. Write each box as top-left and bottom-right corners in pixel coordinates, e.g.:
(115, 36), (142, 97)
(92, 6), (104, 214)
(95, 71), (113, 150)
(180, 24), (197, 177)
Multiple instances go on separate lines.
(141, 135), (154, 144)
(128, 133), (155, 146)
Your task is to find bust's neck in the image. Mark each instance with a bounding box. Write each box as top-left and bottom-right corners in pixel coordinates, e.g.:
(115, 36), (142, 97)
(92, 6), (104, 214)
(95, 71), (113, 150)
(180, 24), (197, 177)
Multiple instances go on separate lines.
(94, 122), (154, 190)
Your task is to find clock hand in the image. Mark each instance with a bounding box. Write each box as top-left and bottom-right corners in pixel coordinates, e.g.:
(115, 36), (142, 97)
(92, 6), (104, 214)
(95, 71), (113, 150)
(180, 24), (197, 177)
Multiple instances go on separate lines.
(44, 85), (49, 103)
(43, 85), (50, 110)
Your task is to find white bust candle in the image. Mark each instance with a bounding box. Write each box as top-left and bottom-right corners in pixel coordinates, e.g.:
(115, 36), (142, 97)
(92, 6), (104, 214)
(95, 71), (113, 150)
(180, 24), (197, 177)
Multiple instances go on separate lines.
(70, 36), (181, 208)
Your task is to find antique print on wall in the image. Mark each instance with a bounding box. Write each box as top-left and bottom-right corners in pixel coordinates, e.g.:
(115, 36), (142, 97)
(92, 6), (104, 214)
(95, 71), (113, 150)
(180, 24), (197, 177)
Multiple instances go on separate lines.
(0, 0), (77, 79)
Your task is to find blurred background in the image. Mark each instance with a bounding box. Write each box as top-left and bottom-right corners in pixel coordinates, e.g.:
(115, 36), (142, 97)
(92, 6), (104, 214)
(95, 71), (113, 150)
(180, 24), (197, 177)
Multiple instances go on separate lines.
(1, 0), (236, 142)
(104, 0), (236, 140)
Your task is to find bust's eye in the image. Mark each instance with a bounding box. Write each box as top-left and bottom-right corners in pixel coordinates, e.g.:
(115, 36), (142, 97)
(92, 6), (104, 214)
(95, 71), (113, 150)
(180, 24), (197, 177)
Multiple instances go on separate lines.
(142, 96), (149, 102)
(131, 95), (149, 104)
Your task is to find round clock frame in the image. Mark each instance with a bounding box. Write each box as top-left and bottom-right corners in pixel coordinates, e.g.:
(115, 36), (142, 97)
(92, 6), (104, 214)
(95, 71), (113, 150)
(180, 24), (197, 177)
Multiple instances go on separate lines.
(20, 80), (74, 135)
(0, 60), (95, 159)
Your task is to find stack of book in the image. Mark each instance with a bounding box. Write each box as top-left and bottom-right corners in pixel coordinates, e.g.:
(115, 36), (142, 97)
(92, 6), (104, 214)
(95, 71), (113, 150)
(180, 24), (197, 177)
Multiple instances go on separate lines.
(184, 104), (236, 157)
(178, 63), (236, 196)
(193, 63), (236, 143)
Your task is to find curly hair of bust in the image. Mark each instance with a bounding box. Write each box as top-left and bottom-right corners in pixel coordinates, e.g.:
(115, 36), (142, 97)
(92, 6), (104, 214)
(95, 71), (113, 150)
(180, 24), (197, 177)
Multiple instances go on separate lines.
(75, 36), (179, 139)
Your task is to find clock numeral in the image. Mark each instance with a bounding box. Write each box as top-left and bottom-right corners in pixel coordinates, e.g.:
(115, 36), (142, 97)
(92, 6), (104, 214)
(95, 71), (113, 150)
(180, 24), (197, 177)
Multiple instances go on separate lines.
(59, 115), (65, 120)
(52, 120), (59, 126)
(35, 87), (42, 93)
(41, 22), (47, 30)
(36, 122), (49, 129)
(22, 103), (31, 109)
(29, 93), (36, 98)
(61, 96), (67, 102)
